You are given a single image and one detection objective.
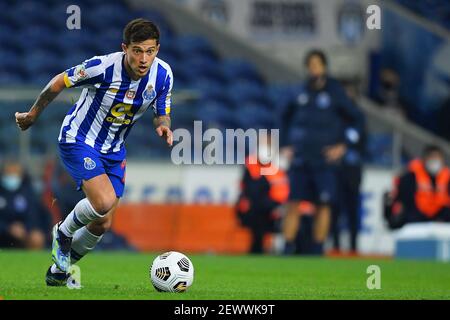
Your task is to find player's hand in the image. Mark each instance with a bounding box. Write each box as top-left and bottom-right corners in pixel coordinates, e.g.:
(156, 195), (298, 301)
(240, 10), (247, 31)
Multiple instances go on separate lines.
(323, 143), (347, 163)
(155, 125), (173, 147)
(15, 111), (36, 131)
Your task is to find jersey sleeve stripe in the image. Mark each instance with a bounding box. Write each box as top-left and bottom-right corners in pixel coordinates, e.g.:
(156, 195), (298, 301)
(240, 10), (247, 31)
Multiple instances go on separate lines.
(63, 72), (73, 88)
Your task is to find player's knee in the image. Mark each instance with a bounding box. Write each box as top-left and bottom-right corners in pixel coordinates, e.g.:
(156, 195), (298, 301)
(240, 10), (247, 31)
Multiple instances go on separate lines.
(91, 194), (116, 216)
(90, 215), (113, 234)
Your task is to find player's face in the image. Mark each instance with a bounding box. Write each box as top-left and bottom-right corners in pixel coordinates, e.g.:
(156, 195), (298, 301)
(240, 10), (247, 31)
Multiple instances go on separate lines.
(122, 39), (160, 79)
(307, 56), (326, 78)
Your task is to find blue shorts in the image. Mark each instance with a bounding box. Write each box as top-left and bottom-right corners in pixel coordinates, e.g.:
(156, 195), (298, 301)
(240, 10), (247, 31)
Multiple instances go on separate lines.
(288, 165), (337, 205)
(58, 143), (126, 198)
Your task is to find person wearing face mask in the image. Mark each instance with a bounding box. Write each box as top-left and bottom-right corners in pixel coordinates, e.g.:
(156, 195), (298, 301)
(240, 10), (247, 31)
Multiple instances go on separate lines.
(235, 133), (290, 254)
(386, 145), (450, 228)
(280, 49), (364, 255)
(0, 160), (49, 249)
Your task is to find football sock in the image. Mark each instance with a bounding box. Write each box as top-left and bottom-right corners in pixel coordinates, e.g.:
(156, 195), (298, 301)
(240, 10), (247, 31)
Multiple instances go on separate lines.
(59, 198), (103, 237)
(70, 226), (104, 263)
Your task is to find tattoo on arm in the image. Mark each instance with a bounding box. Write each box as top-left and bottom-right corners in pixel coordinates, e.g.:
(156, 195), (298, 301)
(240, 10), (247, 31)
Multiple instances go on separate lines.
(153, 115), (171, 129)
(29, 76), (63, 118)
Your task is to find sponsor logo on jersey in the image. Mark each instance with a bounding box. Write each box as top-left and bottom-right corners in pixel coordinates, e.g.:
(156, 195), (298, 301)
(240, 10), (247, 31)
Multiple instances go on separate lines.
(106, 103), (134, 125)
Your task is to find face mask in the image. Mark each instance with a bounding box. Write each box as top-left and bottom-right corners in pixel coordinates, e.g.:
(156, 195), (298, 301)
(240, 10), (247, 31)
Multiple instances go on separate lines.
(425, 159), (443, 175)
(1, 175), (22, 192)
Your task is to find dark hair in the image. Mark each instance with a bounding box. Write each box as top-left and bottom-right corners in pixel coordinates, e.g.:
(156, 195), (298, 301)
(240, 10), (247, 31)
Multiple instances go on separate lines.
(422, 144), (443, 158)
(304, 49), (328, 67)
(123, 18), (160, 45)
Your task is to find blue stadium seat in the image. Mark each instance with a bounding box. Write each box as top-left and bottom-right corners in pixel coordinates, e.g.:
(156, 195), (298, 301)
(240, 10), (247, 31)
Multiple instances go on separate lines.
(173, 35), (217, 59)
(366, 133), (394, 166)
(193, 79), (232, 106)
(267, 83), (303, 111)
(197, 100), (235, 129)
(227, 80), (269, 108)
(0, 72), (24, 86)
(17, 25), (58, 53)
(236, 102), (274, 130)
(23, 50), (59, 76)
(220, 59), (264, 84)
(84, 3), (130, 32)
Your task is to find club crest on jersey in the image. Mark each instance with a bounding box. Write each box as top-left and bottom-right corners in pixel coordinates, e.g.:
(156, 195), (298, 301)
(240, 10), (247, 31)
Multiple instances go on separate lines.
(316, 92), (331, 109)
(143, 84), (156, 101)
(126, 90), (136, 99)
(83, 157), (96, 170)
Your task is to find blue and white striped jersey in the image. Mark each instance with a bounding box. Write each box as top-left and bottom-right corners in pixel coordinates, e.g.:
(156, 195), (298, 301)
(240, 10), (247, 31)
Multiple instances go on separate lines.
(58, 52), (173, 159)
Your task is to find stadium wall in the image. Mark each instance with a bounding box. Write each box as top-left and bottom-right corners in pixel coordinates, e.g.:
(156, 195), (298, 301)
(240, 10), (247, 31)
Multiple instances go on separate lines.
(115, 162), (395, 255)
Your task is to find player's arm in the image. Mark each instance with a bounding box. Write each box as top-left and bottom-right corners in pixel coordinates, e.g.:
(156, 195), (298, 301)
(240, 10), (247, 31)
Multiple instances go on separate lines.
(153, 66), (174, 147)
(324, 84), (365, 162)
(15, 73), (66, 131)
(154, 115), (173, 147)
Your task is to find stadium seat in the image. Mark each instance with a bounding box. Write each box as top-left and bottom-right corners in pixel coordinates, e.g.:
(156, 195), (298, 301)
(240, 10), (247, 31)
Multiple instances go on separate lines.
(221, 59), (265, 84)
(197, 100), (236, 130)
(173, 35), (217, 60)
(236, 102), (275, 130)
(227, 80), (270, 109)
(365, 133), (394, 166)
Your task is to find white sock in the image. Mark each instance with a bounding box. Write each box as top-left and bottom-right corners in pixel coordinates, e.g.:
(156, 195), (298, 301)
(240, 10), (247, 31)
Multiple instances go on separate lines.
(59, 198), (102, 237)
(71, 226), (104, 263)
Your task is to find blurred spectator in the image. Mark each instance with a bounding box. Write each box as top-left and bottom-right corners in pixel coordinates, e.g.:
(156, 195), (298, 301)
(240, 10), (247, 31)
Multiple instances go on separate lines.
(0, 159), (51, 249)
(235, 134), (289, 254)
(385, 145), (450, 229)
(280, 49), (364, 255)
(374, 68), (407, 118)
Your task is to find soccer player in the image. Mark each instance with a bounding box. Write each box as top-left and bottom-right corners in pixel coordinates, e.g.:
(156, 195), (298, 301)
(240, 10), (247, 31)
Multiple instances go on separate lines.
(15, 18), (173, 286)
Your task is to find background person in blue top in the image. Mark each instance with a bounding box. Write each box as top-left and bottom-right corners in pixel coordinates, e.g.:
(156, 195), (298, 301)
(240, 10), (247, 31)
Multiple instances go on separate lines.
(281, 49), (365, 255)
(15, 19), (173, 286)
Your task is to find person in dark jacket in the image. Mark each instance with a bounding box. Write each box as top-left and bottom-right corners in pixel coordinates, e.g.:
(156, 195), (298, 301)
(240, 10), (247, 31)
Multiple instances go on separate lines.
(281, 49), (365, 254)
(331, 125), (366, 254)
(0, 159), (51, 249)
(386, 145), (450, 228)
(236, 134), (289, 253)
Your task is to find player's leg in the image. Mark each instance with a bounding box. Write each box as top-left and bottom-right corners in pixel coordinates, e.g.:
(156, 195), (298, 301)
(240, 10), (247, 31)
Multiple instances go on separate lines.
(344, 164), (362, 253)
(69, 163), (125, 264)
(59, 174), (116, 238)
(70, 198), (119, 264)
(47, 174), (116, 285)
(282, 201), (301, 253)
(311, 167), (337, 254)
(330, 166), (344, 253)
(282, 166), (311, 254)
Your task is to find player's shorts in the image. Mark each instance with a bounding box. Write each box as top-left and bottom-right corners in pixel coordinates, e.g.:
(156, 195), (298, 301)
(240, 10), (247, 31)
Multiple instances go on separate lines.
(58, 142), (126, 198)
(288, 164), (337, 205)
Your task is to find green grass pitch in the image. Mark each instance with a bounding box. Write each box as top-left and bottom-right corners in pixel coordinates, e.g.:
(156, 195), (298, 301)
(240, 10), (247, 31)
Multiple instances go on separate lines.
(0, 250), (449, 300)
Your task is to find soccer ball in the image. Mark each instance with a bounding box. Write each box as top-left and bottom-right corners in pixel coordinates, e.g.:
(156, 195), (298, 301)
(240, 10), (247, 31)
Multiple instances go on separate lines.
(150, 251), (194, 292)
